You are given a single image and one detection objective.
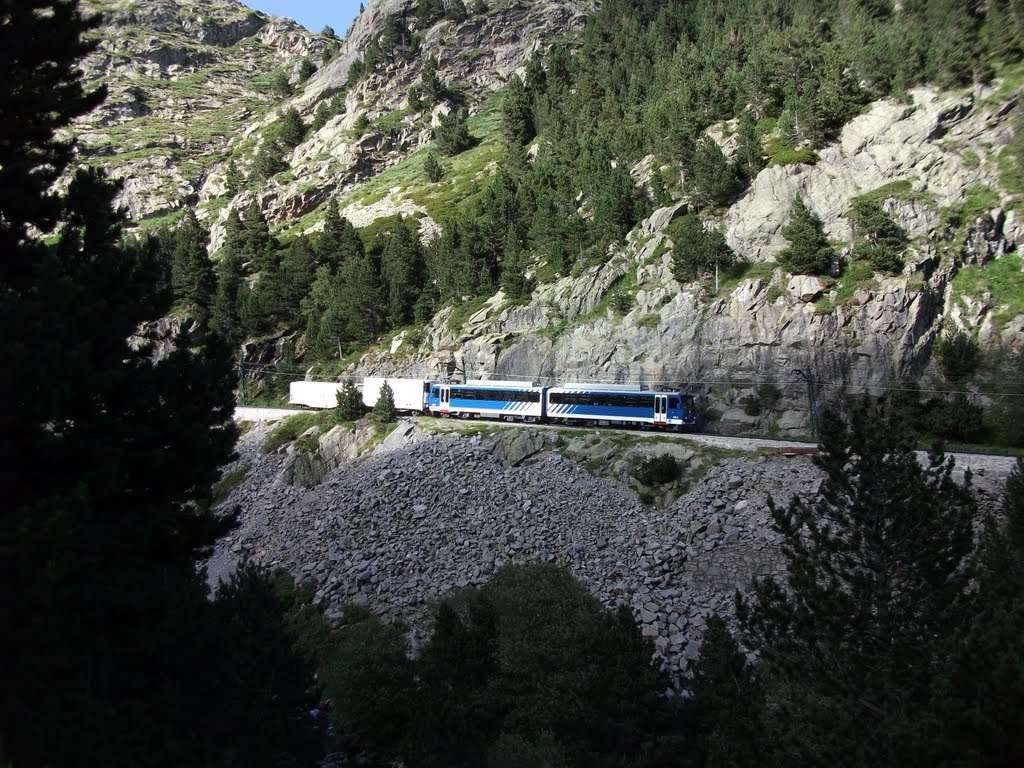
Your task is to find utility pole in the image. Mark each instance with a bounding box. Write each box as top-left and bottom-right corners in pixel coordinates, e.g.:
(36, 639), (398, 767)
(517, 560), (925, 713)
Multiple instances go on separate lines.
(238, 358), (246, 405)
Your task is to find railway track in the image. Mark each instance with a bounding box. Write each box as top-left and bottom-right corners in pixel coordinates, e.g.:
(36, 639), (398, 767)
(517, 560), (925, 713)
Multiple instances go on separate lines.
(233, 406), (1020, 479)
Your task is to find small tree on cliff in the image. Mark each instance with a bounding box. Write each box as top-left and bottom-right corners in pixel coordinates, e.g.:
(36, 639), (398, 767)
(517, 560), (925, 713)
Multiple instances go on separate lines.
(777, 197), (834, 275)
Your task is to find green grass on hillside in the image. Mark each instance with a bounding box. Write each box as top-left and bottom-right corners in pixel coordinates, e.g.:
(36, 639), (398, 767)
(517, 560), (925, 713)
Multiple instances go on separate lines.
(951, 251), (1024, 329)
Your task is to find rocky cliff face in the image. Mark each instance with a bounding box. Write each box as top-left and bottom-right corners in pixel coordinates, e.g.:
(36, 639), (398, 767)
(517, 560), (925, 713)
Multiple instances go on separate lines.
(75, 0), (326, 220)
(356, 84), (1024, 435)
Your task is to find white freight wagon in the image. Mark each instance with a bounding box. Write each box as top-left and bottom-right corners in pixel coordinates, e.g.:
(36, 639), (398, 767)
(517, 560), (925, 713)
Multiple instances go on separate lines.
(362, 377), (429, 414)
(288, 381), (345, 409)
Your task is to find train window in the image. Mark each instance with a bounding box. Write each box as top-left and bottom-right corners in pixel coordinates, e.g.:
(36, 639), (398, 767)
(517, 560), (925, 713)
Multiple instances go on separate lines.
(669, 397), (679, 409)
(683, 395), (695, 410)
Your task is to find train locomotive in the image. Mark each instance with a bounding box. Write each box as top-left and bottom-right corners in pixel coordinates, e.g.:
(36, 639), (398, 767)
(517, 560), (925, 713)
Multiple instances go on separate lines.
(290, 378), (700, 431)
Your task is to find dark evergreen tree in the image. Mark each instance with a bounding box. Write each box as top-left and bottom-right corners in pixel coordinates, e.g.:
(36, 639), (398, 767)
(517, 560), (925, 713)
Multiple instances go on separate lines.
(423, 148), (444, 182)
(0, 0), (104, 263)
(738, 405), (977, 767)
(252, 138), (288, 180)
(237, 201), (277, 272)
(266, 235), (315, 326)
(433, 110), (475, 156)
(777, 196), (834, 275)
(501, 74), (534, 146)
(301, 265), (337, 359)
(671, 213), (737, 283)
(312, 101), (331, 131)
(335, 378), (365, 421)
(688, 137), (743, 209)
(271, 70), (292, 96)
(445, 0), (468, 22)
(378, 217), (425, 328)
(277, 106), (306, 148)
(499, 236), (530, 300)
(935, 328), (981, 384)
(316, 199), (364, 271)
(689, 615), (763, 768)
(169, 210), (216, 320)
(298, 56), (316, 82)
(224, 159), (243, 196)
(371, 381), (397, 424)
(0, 5), (319, 764)
(851, 198), (905, 274)
(421, 56), (444, 101)
(210, 246), (245, 343)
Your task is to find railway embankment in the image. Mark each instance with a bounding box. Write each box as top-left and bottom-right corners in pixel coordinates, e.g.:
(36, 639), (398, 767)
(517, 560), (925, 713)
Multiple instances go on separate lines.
(208, 417), (1010, 678)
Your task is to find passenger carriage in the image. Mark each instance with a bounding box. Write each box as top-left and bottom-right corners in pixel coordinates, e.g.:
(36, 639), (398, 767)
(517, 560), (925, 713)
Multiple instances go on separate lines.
(545, 384), (699, 430)
(427, 379), (546, 422)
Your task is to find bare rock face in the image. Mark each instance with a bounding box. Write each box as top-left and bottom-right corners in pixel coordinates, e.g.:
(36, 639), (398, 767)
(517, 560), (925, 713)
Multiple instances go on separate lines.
(75, 0), (327, 221)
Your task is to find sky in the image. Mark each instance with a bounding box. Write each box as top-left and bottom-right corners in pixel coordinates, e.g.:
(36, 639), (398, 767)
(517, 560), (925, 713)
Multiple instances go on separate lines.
(245, 1), (364, 36)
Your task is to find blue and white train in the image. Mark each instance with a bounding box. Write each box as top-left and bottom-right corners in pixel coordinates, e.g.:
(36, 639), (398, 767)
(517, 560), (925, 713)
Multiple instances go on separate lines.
(425, 380), (699, 431)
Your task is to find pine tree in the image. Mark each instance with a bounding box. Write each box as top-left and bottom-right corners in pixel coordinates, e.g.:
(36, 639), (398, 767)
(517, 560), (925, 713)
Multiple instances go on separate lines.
(501, 74), (534, 146)
(688, 137), (743, 209)
(252, 138), (288, 180)
(372, 381), (397, 424)
(671, 213), (737, 284)
(335, 378), (365, 421)
(317, 199), (364, 271)
(210, 247), (244, 343)
(738, 405), (976, 766)
(0, 5), (319, 763)
(499, 236), (530, 300)
(421, 56), (444, 102)
(423, 149), (444, 182)
(378, 218), (425, 328)
(224, 159), (244, 196)
(168, 211), (215, 316)
(777, 196), (834, 275)
(689, 615), (763, 767)
(850, 198), (905, 274)
(433, 110), (475, 156)
(313, 101), (331, 131)
(277, 107), (306, 148)
(298, 56), (317, 82)
(301, 265), (337, 359)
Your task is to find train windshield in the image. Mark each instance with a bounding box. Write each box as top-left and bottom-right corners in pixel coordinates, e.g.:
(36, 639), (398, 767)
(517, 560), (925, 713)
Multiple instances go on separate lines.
(683, 395), (695, 410)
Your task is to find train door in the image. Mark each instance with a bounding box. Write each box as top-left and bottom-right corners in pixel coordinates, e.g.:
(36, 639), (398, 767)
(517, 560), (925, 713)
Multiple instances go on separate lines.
(440, 385), (450, 415)
(654, 394), (668, 426)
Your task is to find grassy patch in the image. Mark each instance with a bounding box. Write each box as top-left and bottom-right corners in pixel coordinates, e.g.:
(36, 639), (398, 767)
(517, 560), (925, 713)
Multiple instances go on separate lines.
(212, 461), (251, 506)
(854, 179), (931, 206)
(834, 259), (878, 305)
(769, 147), (819, 166)
(951, 252), (1024, 328)
(718, 260), (777, 294)
(636, 313), (660, 329)
(262, 410), (343, 454)
(997, 149), (1024, 196)
(340, 95), (504, 226)
(446, 294), (495, 334)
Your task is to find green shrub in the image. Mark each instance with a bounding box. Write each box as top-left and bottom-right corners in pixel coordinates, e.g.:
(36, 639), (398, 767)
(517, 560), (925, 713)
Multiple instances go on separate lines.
(633, 453), (679, 485)
(936, 329), (981, 382)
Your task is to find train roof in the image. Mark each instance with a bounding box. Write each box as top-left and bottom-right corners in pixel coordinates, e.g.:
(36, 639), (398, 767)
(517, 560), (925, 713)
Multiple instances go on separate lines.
(551, 383), (648, 392)
(458, 379), (543, 388)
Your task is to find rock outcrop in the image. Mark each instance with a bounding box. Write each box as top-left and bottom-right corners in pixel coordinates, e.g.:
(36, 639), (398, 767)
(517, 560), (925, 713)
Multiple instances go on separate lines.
(353, 85), (1024, 435)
